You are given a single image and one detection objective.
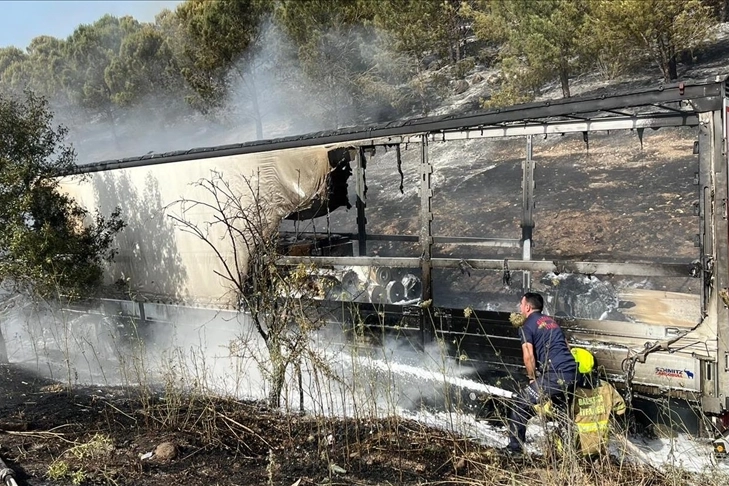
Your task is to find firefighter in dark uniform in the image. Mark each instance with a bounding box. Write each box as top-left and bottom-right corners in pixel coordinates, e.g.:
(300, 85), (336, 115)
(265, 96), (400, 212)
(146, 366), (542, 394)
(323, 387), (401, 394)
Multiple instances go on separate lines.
(507, 292), (577, 454)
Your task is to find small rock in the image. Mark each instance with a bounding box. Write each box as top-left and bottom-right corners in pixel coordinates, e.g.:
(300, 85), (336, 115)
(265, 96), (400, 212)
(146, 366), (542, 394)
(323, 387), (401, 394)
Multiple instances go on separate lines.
(454, 79), (469, 94)
(155, 441), (178, 461)
(421, 54), (438, 69)
(329, 463), (347, 474)
(486, 72), (501, 84)
(472, 73), (484, 84)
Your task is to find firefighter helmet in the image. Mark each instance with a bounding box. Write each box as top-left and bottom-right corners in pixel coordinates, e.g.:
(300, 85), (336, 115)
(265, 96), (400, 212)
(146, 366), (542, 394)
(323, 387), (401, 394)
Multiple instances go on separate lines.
(571, 347), (595, 374)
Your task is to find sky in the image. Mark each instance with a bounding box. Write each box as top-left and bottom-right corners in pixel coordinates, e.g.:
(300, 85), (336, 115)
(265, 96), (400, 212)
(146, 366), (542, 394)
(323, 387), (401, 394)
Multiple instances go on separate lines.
(0, 1), (182, 49)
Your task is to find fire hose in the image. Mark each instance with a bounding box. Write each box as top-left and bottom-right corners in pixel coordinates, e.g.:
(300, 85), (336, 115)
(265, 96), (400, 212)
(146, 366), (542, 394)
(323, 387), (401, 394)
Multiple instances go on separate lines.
(0, 454), (17, 486)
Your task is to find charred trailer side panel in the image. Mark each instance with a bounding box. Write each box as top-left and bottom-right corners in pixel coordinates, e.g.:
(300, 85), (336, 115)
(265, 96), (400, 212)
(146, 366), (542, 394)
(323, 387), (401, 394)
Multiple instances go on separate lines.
(59, 145), (354, 308)
(57, 76), (729, 420)
(279, 78), (729, 418)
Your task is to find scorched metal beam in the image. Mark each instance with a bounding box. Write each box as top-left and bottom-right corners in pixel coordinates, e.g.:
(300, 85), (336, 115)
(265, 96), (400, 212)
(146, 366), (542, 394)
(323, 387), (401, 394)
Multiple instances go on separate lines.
(276, 256), (693, 278)
(432, 114), (698, 141)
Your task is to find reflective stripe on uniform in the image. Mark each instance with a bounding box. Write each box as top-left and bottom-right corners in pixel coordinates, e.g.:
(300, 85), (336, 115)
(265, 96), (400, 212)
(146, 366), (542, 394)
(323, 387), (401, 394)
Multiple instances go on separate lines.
(575, 419), (609, 434)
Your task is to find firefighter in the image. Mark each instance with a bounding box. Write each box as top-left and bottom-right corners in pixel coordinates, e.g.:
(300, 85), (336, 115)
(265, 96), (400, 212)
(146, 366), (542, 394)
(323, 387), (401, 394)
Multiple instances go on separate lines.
(570, 347), (627, 456)
(506, 292), (577, 454)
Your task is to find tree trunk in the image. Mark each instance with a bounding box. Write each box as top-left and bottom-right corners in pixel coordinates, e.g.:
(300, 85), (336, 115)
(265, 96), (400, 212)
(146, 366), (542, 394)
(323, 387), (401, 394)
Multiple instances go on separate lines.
(559, 60), (571, 98)
(106, 106), (120, 149)
(0, 326), (8, 364)
(247, 78), (264, 140)
(266, 339), (287, 409)
(235, 67), (264, 140)
(103, 85), (120, 149)
(268, 360), (286, 409)
(296, 359), (304, 413)
(660, 53), (679, 81)
(668, 55), (678, 81)
(657, 35), (678, 82)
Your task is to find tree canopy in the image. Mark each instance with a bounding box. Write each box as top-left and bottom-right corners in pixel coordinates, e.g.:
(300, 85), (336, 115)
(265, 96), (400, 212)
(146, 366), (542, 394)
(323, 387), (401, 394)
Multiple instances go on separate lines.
(468, 0), (591, 102)
(588, 0), (715, 82)
(0, 0), (722, 133)
(0, 92), (124, 299)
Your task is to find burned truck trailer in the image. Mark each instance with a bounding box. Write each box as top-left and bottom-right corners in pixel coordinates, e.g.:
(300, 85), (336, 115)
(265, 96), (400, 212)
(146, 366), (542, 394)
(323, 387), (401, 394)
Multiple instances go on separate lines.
(63, 77), (729, 419)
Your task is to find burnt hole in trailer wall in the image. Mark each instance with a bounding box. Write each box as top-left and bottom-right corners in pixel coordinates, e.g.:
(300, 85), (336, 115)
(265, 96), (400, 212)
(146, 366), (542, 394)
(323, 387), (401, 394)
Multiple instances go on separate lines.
(278, 143), (421, 258)
(284, 147), (354, 220)
(531, 127), (698, 263)
(430, 138), (524, 246)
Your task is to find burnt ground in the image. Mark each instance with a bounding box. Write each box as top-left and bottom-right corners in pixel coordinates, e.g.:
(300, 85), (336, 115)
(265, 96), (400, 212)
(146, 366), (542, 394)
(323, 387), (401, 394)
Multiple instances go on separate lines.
(0, 363), (700, 486)
(0, 362), (473, 486)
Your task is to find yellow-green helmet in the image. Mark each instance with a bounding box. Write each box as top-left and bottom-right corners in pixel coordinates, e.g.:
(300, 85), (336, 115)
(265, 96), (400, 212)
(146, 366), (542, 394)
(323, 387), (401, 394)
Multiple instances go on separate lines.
(571, 347), (595, 374)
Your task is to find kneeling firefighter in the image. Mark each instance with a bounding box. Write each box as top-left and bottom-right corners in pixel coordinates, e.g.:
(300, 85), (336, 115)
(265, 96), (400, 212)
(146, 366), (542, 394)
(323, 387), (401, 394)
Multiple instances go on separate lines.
(570, 347), (626, 456)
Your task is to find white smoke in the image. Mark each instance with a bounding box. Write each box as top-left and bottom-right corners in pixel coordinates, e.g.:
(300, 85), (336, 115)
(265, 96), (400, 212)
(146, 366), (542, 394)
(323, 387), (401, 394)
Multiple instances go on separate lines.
(49, 17), (415, 166)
